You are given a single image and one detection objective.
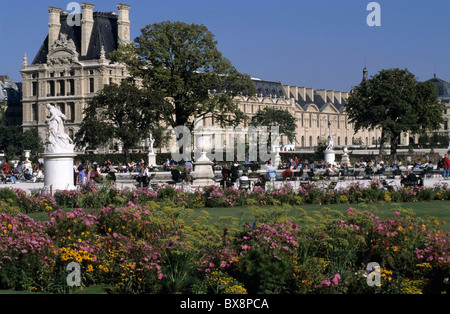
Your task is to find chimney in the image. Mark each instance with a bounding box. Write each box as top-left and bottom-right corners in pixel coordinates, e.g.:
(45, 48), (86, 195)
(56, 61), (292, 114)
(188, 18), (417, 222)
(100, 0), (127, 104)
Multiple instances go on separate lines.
(80, 3), (95, 56)
(117, 4), (131, 44)
(48, 7), (62, 51)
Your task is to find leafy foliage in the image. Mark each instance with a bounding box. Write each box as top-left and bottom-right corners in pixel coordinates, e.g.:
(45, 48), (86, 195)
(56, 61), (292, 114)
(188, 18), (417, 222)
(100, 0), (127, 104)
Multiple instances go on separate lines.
(110, 21), (256, 130)
(250, 107), (297, 144)
(75, 80), (164, 153)
(346, 68), (444, 159)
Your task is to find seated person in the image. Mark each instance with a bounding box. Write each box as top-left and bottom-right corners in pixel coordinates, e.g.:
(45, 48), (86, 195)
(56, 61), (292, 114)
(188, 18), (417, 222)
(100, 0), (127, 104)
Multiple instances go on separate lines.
(376, 163), (385, 174)
(282, 168), (294, 180)
(254, 175), (266, 189)
(401, 170), (418, 185)
(171, 166), (182, 183)
(117, 163), (127, 173)
(239, 172), (250, 189)
(220, 173), (232, 188)
(23, 168), (34, 181)
(326, 164), (336, 175)
(184, 160), (193, 183)
(266, 164), (277, 181)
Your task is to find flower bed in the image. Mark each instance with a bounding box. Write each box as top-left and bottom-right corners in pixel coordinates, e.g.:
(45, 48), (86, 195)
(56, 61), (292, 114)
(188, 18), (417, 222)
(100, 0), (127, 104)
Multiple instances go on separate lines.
(0, 197), (449, 293)
(0, 183), (449, 294)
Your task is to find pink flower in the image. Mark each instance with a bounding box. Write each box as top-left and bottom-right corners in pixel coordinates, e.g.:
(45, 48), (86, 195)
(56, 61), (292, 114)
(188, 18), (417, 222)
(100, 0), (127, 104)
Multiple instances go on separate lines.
(332, 274), (341, 285)
(321, 279), (331, 287)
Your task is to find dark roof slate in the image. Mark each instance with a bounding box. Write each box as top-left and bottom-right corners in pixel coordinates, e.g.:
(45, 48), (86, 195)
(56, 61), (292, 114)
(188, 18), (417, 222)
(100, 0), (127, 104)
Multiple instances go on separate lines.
(32, 12), (118, 65)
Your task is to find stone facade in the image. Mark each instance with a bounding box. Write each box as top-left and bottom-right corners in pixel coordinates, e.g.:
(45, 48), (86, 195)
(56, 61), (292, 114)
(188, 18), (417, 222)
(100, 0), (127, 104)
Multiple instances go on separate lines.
(19, 3), (448, 154)
(21, 4), (130, 144)
(193, 75), (384, 154)
(0, 75), (22, 125)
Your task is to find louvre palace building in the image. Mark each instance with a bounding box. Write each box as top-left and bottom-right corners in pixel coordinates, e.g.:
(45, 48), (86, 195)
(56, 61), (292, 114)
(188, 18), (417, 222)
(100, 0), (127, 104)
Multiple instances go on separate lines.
(19, 3), (450, 153)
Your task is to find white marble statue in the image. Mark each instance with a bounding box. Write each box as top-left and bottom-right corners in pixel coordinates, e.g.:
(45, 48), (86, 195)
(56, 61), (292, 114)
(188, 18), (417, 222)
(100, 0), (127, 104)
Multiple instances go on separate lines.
(149, 133), (155, 154)
(45, 103), (74, 153)
(326, 136), (334, 151)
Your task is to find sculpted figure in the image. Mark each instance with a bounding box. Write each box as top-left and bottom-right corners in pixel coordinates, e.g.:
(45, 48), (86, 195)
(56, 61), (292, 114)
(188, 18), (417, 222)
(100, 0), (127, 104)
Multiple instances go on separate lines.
(149, 133), (155, 154)
(326, 136), (334, 151)
(45, 103), (74, 153)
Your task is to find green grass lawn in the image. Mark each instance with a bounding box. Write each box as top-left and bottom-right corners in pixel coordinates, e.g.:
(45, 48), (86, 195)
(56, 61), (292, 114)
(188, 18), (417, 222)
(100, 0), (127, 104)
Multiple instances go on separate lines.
(192, 201), (450, 231)
(27, 200), (450, 231)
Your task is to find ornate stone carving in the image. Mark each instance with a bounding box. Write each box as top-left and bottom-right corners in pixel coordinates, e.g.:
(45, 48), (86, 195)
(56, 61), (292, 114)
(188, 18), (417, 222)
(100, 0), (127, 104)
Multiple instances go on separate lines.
(47, 33), (79, 66)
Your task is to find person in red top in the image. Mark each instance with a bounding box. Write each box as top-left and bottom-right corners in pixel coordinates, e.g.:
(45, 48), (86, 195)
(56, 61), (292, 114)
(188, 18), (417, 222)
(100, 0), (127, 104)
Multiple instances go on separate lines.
(282, 168), (294, 180)
(443, 154), (450, 180)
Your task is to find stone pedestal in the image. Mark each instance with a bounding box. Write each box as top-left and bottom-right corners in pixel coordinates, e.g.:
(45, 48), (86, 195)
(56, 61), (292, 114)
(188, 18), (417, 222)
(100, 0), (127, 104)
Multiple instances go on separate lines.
(341, 154), (351, 166)
(191, 152), (215, 188)
(340, 147), (351, 166)
(43, 152), (77, 194)
(148, 153), (156, 167)
(324, 150), (336, 165)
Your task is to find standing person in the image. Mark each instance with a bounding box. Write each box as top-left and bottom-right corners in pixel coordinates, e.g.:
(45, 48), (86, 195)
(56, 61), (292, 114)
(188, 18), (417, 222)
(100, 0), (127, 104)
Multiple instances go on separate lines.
(443, 154), (450, 180)
(231, 162), (240, 183)
(78, 166), (87, 186)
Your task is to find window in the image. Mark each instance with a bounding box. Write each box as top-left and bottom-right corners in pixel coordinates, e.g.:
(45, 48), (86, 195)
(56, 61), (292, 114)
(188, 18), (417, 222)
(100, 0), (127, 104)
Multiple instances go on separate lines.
(58, 80), (65, 96)
(31, 103), (38, 121)
(67, 102), (75, 122)
(48, 81), (55, 96)
(32, 82), (38, 96)
(89, 78), (95, 93)
(68, 79), (75, 96)
(309, 136), (313, 147)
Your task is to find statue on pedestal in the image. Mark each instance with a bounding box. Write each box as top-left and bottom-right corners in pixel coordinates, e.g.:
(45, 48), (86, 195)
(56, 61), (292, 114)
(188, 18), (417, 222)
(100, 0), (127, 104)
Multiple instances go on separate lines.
(45, 103), (74, 154)
(326, 136), (334, 151)
(149, 133), (155, 154)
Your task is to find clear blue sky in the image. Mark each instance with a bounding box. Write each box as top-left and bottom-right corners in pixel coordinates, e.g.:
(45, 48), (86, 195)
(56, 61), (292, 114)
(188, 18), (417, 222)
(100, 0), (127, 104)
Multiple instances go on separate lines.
(1, 0), (449, 92)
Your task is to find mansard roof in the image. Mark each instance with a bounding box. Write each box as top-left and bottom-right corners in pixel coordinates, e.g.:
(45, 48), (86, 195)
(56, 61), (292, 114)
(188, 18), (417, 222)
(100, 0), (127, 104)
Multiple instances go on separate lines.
(32, 12), (119, 65)
(427, 74), (450, 98)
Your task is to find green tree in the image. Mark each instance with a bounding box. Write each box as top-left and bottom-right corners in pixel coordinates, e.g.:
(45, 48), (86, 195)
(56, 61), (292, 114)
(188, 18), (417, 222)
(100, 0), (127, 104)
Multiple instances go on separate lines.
(21, 128), (44, 159)
(74, 80), (164, 160)
(110, 21), (256, 130)
(345, 68), (445, 159)
(0, 107), (22, 159)
(250, 107), (297, 144)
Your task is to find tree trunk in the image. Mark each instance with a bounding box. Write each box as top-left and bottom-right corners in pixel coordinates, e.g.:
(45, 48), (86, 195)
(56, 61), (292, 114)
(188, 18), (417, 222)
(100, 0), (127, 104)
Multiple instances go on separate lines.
(379, 128), (386, 157)
(390, 133), (400, 161)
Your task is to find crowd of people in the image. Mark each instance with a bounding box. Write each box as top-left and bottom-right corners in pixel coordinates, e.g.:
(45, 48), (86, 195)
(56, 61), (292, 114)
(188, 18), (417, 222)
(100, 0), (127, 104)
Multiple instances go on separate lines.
(2, 152), (450, 189)
(0, 159), (44, 184)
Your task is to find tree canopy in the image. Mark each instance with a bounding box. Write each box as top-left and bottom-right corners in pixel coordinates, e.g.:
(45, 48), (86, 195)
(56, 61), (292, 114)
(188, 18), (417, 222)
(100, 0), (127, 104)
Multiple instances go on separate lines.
(109, 21), (256, 130)
(74, 80), (164, 156)
(345, 68), (445, 159)
(250, 107), (297, 144)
